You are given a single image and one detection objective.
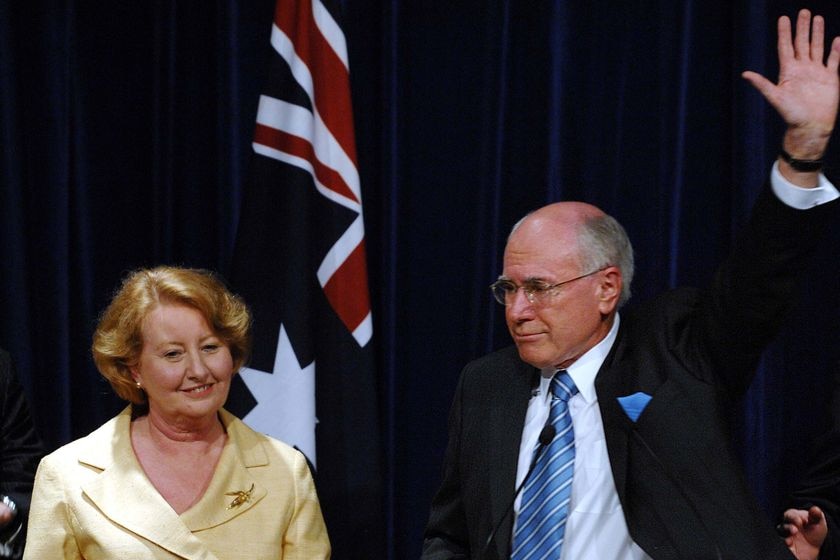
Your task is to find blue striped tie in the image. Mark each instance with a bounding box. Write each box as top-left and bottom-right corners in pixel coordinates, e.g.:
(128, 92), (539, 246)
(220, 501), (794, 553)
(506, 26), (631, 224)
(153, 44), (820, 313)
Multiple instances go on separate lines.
(511, 370), (578, 560)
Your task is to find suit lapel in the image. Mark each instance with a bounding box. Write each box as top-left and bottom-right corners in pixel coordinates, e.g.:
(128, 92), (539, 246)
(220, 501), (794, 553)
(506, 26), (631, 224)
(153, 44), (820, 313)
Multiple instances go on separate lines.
(487, 355), (537, 559)
(595, 323), (683, 559)
(595, 359), (632, 503)
(79, 409), (220, 559)
(594, 320), (648, 511)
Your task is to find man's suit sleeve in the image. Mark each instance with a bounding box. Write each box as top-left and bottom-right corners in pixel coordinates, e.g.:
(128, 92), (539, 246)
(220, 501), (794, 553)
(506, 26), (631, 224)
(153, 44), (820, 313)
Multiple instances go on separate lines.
(0, 350), (44, 537)
(785, 434), (840, 559)
(695, 183), (839, 396)
(786, 363), (840, 559)
(421, 371), (469, 560)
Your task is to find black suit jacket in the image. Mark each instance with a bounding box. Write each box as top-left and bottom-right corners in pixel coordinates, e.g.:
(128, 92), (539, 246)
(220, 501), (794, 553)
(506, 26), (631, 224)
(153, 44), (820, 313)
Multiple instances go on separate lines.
(0, 349), (43, 555)
(786, 363), (840, 560)
(422, 186), (838, 560)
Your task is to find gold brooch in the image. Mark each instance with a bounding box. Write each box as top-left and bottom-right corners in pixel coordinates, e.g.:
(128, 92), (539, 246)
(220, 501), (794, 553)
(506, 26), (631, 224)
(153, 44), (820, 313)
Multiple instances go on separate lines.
(225, 483), (255, 510)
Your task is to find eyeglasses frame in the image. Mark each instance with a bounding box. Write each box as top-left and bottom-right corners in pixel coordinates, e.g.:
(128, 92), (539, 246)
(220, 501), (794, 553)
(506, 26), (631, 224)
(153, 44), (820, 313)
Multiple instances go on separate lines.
(489, 267), (609, 306)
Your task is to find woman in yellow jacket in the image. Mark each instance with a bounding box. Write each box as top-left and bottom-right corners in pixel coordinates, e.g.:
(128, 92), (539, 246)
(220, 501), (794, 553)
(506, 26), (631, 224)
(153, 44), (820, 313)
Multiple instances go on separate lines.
(24, 267), (331, 559)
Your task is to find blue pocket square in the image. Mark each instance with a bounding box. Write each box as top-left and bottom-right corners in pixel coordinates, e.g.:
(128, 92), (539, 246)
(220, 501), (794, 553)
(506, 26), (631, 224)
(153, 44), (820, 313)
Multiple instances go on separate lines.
(617, 392), (652, 422)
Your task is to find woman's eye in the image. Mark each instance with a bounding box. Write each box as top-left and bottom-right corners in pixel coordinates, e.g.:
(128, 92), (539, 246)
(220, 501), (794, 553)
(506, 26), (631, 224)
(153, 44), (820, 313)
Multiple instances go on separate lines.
(164, 350), (182, 359)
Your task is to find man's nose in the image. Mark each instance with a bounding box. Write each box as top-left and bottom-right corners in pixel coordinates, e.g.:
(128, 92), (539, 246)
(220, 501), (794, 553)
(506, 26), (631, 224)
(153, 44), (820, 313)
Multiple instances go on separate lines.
(506, 288), (535, 320)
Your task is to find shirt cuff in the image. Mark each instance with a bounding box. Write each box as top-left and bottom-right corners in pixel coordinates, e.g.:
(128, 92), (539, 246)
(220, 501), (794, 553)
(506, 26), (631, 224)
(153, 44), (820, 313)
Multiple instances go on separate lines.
(771, 161), (840, 209)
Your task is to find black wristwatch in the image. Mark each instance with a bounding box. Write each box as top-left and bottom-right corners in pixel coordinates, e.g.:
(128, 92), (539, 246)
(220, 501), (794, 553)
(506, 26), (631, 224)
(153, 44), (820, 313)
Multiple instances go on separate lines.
(779, 147), (824, 172)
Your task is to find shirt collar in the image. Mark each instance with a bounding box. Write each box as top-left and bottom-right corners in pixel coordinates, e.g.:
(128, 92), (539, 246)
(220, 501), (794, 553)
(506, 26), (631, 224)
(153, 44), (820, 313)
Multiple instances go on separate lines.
(539, 313), (620, 404)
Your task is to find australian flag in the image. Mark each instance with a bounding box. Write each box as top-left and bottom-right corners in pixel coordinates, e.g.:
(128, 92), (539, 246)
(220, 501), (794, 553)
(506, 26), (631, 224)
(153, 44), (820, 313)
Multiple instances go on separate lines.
(228, 1), (384, 557)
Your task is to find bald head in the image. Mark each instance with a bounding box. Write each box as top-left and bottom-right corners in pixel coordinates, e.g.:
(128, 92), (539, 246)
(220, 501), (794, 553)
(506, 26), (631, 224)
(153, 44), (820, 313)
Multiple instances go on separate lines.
(506, 201), (634, 308)
(528, 201), (606, 223)
(509, 201), (604, 243)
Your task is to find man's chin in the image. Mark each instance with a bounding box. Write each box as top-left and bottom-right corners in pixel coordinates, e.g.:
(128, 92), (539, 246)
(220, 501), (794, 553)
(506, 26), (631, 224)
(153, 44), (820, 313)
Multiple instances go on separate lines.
(515, 344), (553, 370)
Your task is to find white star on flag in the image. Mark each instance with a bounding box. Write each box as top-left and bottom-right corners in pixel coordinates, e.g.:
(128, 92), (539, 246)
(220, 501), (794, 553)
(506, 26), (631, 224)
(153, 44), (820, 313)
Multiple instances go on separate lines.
(239, 323), (317, 465)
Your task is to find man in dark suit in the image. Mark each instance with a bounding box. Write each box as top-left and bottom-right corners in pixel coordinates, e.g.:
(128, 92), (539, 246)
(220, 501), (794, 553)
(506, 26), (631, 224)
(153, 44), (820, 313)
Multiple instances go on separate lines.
(778, 362), (840, 560)
(0, 349), (43, 559)
(422, 9), (840, 560)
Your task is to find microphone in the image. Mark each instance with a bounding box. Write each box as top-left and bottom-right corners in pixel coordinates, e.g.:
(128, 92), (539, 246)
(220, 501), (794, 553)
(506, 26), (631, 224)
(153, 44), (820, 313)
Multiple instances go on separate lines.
(630, 429), (722, 560)
(482, 423), (556, 557)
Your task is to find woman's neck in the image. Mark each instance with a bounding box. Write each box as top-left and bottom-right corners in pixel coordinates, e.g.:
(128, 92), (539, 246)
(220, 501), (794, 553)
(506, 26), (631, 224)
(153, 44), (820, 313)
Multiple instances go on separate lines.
(135, 409), (226, 447)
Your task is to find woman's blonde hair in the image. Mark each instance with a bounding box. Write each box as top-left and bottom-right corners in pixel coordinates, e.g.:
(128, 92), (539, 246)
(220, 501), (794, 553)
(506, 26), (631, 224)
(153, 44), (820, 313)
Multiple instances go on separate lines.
(91, 266), (251, 405)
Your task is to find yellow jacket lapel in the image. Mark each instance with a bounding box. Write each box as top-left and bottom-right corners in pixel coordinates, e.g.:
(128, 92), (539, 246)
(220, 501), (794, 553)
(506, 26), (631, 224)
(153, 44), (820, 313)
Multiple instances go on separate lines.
(181, 410), (268, 531)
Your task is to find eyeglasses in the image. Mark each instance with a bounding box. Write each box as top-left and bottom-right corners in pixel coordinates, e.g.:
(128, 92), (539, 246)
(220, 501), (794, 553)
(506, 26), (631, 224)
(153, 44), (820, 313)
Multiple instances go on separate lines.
(489, 268), (606, 306)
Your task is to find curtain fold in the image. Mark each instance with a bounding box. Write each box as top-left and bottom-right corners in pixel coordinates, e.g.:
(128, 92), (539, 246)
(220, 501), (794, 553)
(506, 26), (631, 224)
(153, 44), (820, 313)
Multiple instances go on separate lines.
(2, 2), (839, 558)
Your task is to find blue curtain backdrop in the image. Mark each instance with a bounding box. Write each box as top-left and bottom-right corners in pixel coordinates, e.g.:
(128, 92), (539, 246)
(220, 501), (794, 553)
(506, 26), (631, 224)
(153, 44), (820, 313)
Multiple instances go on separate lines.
(2, 1), (840, 558)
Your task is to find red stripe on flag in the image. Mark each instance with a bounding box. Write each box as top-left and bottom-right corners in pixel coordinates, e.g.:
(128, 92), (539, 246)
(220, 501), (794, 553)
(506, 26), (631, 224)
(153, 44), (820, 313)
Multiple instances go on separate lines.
(274, 1), (357, 164)
(254, 123), (359, 204)
(322, 241), (371, 332)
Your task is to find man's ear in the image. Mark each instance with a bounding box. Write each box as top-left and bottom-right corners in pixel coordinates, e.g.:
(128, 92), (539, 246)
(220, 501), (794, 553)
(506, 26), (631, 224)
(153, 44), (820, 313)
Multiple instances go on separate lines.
(597, 266), (622, 315)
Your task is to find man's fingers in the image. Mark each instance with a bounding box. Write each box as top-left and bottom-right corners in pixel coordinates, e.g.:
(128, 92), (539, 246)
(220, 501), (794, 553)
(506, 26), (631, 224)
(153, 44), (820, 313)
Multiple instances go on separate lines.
(827, 36), (840, 73)
(778, 15), (795, 62)
(741, 71), (778, 102)
(807, 506), (824, 525)
(812, 15), (825, 62)
(794, 9), (813, 59)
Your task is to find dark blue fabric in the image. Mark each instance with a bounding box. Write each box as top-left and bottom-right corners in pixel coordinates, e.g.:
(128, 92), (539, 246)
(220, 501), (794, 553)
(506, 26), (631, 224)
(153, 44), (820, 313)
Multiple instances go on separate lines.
(2, 2), (840, 558)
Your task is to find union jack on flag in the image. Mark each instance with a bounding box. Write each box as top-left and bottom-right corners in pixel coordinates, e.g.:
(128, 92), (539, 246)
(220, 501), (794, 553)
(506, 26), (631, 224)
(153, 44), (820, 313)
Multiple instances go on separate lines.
(252, 0), (372, 349)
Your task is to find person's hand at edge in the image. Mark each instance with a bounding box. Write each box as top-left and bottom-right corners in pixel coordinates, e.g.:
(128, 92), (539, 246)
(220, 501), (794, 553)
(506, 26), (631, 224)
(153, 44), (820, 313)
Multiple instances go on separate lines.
(780, 506), (827, 560)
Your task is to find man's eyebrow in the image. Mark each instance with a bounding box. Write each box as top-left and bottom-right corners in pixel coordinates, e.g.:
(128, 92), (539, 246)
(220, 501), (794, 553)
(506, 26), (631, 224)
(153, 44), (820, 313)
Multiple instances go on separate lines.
(495, 276), (550, 284)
